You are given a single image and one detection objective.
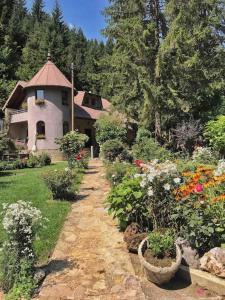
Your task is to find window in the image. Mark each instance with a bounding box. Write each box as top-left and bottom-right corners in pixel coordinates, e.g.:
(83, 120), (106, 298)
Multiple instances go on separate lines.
(35, 89), (44, 100)
(62, 91), (68, 105)
(63, 121), (69, 135)
(36, 121), (45, 137)
(91, 98), (96, 106)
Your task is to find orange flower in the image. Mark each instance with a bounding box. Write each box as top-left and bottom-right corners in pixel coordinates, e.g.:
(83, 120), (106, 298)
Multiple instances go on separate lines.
(212, 194), (225, 202)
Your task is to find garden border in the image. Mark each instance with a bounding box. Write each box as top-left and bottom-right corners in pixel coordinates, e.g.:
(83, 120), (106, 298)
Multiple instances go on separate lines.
(177, 265), (225, 296)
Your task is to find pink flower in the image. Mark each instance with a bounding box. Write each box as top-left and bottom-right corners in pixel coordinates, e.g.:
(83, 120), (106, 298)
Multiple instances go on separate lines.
(135, 160), (143, 168)
(195, 184), (203, 193)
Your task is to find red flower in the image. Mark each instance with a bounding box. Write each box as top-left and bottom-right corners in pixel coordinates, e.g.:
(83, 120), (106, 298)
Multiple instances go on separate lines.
(75, 154), (82, 161)
(194, 184), (203, 193)
(135, 160), (143, 168)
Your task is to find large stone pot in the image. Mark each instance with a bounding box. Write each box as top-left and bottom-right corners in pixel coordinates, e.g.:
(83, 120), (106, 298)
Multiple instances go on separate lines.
(138, 237), (182, 285)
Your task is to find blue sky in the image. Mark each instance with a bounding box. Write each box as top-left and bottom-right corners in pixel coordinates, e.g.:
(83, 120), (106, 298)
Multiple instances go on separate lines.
(26, 0), (109, 41)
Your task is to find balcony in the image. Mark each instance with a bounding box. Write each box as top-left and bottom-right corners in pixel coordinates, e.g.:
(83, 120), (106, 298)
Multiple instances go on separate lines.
(9, 109), (28, 124)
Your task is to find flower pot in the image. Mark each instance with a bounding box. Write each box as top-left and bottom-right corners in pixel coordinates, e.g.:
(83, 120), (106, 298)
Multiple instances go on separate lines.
(138, 237), (182, 285)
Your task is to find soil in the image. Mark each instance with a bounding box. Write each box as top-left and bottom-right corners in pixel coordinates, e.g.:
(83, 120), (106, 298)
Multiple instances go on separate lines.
(144, 249), (175, 268)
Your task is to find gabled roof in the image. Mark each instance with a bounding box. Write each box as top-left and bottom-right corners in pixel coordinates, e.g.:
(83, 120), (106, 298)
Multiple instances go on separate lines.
(74, 91), (110, 120)
(25, 60), (72, 89)
(3, 81), (27, 110)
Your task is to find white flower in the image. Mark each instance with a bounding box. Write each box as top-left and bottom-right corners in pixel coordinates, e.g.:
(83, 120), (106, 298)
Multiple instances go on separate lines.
(147, 188), (154, 197)
(147, 174), (154, 182)
(173, 177), (181, 184)
(140, 179), (147, 188)
(64, 167), (70, 172)
(163, 183), (171, 191)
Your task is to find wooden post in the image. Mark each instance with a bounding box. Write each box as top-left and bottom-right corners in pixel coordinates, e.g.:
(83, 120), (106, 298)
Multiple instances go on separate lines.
(71, 63), (74, 131)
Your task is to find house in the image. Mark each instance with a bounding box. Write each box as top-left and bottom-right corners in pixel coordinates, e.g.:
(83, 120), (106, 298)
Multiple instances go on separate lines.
(3, 55), (110, 160)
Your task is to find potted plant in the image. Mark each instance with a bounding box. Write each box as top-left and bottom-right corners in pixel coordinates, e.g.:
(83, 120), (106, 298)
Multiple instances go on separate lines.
(36, 134), (45, 140)
(35, 99), (45, 106)
(138, 230), (182, 285)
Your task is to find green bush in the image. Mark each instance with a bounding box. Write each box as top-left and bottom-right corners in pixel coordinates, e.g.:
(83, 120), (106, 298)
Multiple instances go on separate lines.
(95, 114), (127, 145)
(204, 115), (225, 155)
(55, 131), (88, 168)
(107, 177), (149, 230)
(101, 139), (126, 162)
(42, 169), (76, 200)
(192, 147), (219, 165)
(27, 154), (40, 168)
(132, 136), (172, 162)
(38, 153), (51, 166)
(147, 230), (174, 258)
(106, 162), (137, 186)
(171, 199), (225, 254)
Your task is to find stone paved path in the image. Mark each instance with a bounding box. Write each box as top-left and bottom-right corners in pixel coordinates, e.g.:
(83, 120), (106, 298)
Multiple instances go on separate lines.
(37, 160), (145, 300)
(36, 160), (223, 300)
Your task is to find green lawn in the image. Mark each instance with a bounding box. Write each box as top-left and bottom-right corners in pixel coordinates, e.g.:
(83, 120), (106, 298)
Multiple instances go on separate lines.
(0, 162), (83, 263)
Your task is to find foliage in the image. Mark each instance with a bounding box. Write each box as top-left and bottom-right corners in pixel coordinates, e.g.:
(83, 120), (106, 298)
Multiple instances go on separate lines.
(0, 201), (42, 294)
(107, 177), (149, 230)
(27, 154), (40, 168)
(0, 132), (16, 158)
(38, 152), (51, 167)
(70, 150), (89, 169)
(171, 119), (202, 154)
(106, 162), (137, 186)
(204, 116), (225, 155)
(173, 164), (225, 253)
(147, 230), (174, 258)
(0, 162), (75, 262)
(95, 114), (127, 145)
(132, 136), (172, 163)
(101, 139), (126, 162)
(192, 147), (219, 165)
(42, 168), (76, 200)
(55, 131), (88, 168)
(140, 160), (180, 229)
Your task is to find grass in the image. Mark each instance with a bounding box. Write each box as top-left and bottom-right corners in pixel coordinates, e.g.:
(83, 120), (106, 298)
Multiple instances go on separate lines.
(0, 162), (84, 263)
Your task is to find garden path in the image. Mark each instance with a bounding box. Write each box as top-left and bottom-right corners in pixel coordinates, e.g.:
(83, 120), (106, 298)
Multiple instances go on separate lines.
(36, 160), (222, 300)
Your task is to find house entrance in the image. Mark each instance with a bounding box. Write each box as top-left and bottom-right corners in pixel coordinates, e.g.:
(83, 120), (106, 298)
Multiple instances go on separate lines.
(84, 129), (92, 147)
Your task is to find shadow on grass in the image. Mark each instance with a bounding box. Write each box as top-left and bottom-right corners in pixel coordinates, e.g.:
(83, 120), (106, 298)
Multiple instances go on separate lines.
(0, 171), (14, 177)
(42, 259), (78, 275)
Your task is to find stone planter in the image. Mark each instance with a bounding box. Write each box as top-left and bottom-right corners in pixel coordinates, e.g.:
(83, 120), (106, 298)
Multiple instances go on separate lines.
(138, 237), (182, 285)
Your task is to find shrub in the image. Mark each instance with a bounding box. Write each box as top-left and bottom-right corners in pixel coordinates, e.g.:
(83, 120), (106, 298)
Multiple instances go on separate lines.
(95, 113), (127, 145)
(0, 201), (42, 294)
(132, 137), (172, 162)
(192, 147), (219, 164)
(147, 230), (174, 258)
(107, 177), (149, 230)
(140, 160), (179, 229)
(171, 119), (202, 154)
(101, 139), (126, 162)
(204, 115), (225, 155)
(71, 150), (89, 169)
(27, 154), (40, 168)
(42, 168), (75, 200)
(38, 152), (51, 166)
(0, 131), (16, 159)
(106, 162), (137, 186)
(173, 163), (225, 253)
(56, 131), (88, 168)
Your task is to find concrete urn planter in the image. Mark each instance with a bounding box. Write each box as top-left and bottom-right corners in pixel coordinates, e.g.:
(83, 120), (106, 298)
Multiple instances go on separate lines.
(138, 237), (182, 285)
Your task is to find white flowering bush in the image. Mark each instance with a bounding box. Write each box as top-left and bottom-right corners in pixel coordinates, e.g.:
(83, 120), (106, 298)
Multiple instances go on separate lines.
(214, 159), (225, 176)
(192, 147), (219, 164)
(140, 160), (181, 229)
(0, 201), (43, 294)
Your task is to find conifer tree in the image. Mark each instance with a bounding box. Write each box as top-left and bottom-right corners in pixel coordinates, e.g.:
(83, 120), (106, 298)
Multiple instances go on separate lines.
(31, 0), (45, 24)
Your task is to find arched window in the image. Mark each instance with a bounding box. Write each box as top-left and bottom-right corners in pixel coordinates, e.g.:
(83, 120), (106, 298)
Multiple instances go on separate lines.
(36, 121), (45, 136)
(63, 121), (69, 135)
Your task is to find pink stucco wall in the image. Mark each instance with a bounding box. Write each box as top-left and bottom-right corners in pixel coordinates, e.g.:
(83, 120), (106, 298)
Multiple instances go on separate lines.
(27, 87), (71, 151)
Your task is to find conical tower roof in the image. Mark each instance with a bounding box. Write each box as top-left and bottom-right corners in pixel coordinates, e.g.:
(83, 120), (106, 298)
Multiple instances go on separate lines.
(25, 57), (72, 89)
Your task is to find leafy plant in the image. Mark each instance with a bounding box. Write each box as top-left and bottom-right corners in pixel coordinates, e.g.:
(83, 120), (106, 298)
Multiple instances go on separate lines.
(192, 147), (219, 164)
(42, 168), (76, 200)
(106, 162), (137, 186)
(0, 201), (42, 294)
(27, 154), (40, 168)
(38, 152), (51, 166)
(132, 137), (172, 163)
(171, 119), (202, 154)
(55, 131), (88, 168)
(101, 139), (126, 162)
(107, 177), (149, 230)
(95, 113), (127, 145)
(204, 115), (225, 155)
(147, 230), (174, 258)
